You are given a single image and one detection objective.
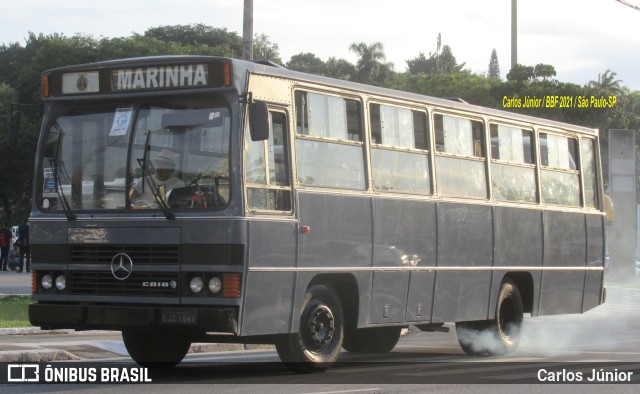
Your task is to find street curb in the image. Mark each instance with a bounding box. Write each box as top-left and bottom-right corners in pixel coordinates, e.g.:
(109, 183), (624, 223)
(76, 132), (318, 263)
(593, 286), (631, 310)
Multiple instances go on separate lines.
(0, 349), (80, 362)
(0, 343), (274, 363)
(0, 327), (114, 336)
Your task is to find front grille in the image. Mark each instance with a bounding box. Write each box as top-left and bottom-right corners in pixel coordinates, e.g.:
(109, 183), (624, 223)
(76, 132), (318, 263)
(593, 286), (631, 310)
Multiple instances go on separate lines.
(68, 271), (179, 296)
(70, 245), (179, 265)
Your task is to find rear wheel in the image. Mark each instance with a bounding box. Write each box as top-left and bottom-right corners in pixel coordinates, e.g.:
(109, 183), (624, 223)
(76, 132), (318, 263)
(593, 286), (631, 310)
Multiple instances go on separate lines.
(456, 279), (523, 356)
(276, 283), (344, 373)
(122, 329), (191, 368)
(342, 326), (402, 353)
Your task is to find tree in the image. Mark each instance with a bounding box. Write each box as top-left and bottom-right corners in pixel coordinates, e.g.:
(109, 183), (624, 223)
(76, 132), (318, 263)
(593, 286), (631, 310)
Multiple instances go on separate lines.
(253, 33), (282, 65)
(286, 53), (326, 75)
(324, 57), (356, 81)
(437, 45), (468, 74)
(349, 42), (393, 85)
(488, 49), (500, 78)
(406, 52), (431, 74)
(533, 63), (556, 82)
(589, 69), (627, 96)
(142, 24), (242, 55)
(506, 64), (535, 84)
(406, 45), (468, 75)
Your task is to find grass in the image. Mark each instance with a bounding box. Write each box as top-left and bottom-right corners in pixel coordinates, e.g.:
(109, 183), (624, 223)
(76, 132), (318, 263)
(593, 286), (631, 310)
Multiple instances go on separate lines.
(0, 295), (34, 328)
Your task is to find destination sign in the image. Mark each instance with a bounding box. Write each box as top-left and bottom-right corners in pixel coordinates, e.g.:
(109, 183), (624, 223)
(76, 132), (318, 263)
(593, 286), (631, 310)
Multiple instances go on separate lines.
(46, 60), (231, 97)
(110, 64), (209, 91)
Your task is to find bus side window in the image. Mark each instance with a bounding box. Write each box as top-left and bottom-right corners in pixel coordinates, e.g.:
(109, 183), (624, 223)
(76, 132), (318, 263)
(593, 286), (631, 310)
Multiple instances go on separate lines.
(581, 139), (598, 209)
(294, 90), (366, 190)
(246, 110), (292, 212)
(434, 113), (487, 199)
(490, 124), (537, 203)
(370, 103), (431, 195)
(539, 132), (580, 206)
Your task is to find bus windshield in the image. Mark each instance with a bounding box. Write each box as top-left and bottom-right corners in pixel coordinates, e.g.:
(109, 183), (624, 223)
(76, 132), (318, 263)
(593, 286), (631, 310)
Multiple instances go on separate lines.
(38, 98), (231, 213)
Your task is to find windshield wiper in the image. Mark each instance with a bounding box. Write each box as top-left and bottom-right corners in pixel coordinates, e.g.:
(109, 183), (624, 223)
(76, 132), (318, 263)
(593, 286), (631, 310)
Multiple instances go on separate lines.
(46, 121), (75, 220)
(136, 158), (175, 220)
(48, 158), (75, 221)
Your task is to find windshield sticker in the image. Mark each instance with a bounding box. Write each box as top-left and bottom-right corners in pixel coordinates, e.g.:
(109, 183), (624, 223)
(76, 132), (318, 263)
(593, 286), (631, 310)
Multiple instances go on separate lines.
(42, 167), (57, 198)
(109, 108), (133, 136)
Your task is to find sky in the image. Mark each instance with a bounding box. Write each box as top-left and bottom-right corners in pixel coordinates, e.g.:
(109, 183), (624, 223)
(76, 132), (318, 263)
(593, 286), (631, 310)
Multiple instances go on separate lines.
(1, 0), (639, 91)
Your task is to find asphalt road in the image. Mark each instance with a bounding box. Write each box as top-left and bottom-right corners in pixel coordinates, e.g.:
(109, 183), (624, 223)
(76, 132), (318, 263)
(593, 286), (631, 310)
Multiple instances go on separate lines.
(2, 271), (640, 392)
(1, 284), (640, 392)
(0, 269), (31, 296)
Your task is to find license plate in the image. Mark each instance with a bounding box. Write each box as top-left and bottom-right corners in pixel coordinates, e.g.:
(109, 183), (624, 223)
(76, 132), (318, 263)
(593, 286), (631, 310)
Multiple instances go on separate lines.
(161, 310), (197, 325)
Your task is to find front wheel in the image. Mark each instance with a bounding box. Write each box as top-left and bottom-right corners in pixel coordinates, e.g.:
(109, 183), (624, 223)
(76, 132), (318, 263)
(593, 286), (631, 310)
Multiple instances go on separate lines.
(456, 279), (523, 356)
(122, 329), (191, 368)
(276, 283), (344, 373)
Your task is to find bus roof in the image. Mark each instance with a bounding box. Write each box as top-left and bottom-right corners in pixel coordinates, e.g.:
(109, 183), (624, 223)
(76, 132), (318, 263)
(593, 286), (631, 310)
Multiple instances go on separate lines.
(43, 55), (598, 136)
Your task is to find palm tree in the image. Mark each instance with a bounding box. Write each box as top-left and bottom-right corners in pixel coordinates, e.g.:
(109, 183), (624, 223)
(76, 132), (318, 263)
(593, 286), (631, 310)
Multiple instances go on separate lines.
(349, 42), (393, 85)
(589, 69), (627, 96)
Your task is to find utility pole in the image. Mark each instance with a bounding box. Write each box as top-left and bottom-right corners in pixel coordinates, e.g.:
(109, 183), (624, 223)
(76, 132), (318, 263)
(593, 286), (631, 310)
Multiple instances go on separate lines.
(511, 0), (517, 69)
(436, 33), (441, 72)
(242, 0), (253, 60)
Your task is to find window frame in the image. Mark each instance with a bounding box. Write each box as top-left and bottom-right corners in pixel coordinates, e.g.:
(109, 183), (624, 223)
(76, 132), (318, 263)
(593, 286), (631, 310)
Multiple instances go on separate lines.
(244, 107), (294, 215)
(579, 136), (600, 210)
(293, 88), (367, 191)
(538, 130), (582, 207)
(368, 101), (432, 195)
(488, 122), (538, 204)
(432, 111), (488, 200)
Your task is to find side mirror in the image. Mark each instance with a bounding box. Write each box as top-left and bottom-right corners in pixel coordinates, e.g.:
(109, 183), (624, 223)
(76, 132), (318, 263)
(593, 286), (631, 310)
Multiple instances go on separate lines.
(8, 110), (21, 145)
(249, 100), (269, 141)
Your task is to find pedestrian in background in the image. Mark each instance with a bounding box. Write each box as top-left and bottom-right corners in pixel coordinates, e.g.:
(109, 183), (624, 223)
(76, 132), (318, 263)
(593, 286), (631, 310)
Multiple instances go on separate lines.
(17, 219), (30, 273)
(7, 243), (21, 271)
(0, 222), (11, 271)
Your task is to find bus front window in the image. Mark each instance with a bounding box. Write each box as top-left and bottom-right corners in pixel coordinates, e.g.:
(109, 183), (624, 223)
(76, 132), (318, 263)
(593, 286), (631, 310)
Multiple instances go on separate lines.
(38, 100), (231, 213)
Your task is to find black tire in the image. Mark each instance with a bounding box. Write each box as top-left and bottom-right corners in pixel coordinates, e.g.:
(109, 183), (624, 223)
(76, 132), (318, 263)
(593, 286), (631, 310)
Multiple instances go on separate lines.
(456, 279), (523, 356)
(122, 329), (191, 368)
(342, 326), (402, 353)
(276, 283), (344, 373)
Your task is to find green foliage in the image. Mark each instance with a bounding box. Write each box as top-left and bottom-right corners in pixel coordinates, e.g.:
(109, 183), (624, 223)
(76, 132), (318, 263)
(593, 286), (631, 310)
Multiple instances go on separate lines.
(488, 49), (500, 78)
(397, 72), (503, 108)
(253, 33), (282, 65)
(406, 45), (468, 75)
(0, 296), (33, 328)
(349, 42), (393, 85)
(287, 52), (327, 75)
(142, 24), (242, 53)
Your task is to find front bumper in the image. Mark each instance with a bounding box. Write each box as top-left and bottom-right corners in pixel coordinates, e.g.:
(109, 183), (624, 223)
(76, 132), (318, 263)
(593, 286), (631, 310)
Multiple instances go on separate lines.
(29, 303), (238, 333)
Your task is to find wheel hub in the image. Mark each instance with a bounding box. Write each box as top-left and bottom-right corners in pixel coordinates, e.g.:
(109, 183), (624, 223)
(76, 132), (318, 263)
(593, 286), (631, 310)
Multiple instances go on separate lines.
(308, 304), (335, 345)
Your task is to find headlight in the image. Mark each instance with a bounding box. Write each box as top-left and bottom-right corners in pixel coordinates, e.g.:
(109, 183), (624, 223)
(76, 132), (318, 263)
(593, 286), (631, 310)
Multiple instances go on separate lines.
(55, 275), (66, 291)
(41, 274), (53, 290)
(208, 277), (222, 294)
(189, 277), (204, 293)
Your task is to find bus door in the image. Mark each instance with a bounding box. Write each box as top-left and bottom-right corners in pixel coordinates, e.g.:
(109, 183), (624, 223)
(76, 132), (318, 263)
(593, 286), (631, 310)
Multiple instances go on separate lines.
(242, 107), (297, 336)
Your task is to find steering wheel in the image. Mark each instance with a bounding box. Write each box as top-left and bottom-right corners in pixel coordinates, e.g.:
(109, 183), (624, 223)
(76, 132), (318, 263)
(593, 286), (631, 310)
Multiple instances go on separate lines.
(188, 174), (229, 188)
(187, 174), (229, 208)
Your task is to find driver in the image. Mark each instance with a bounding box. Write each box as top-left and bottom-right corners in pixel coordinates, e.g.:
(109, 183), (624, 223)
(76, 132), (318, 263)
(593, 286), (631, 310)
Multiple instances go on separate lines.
(131, 149), (185, 208)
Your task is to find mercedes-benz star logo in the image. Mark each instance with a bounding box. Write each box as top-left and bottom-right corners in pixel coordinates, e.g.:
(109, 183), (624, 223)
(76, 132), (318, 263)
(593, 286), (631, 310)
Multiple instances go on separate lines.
(111, 253), (134, 280)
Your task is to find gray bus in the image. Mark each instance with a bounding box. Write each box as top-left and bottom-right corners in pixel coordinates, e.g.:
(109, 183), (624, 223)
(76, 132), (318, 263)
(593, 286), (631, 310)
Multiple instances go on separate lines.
(26, 56), (605, 372)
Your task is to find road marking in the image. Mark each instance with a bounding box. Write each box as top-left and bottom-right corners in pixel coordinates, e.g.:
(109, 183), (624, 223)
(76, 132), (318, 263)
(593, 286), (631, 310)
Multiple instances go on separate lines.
(302, 389), (384, 394)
